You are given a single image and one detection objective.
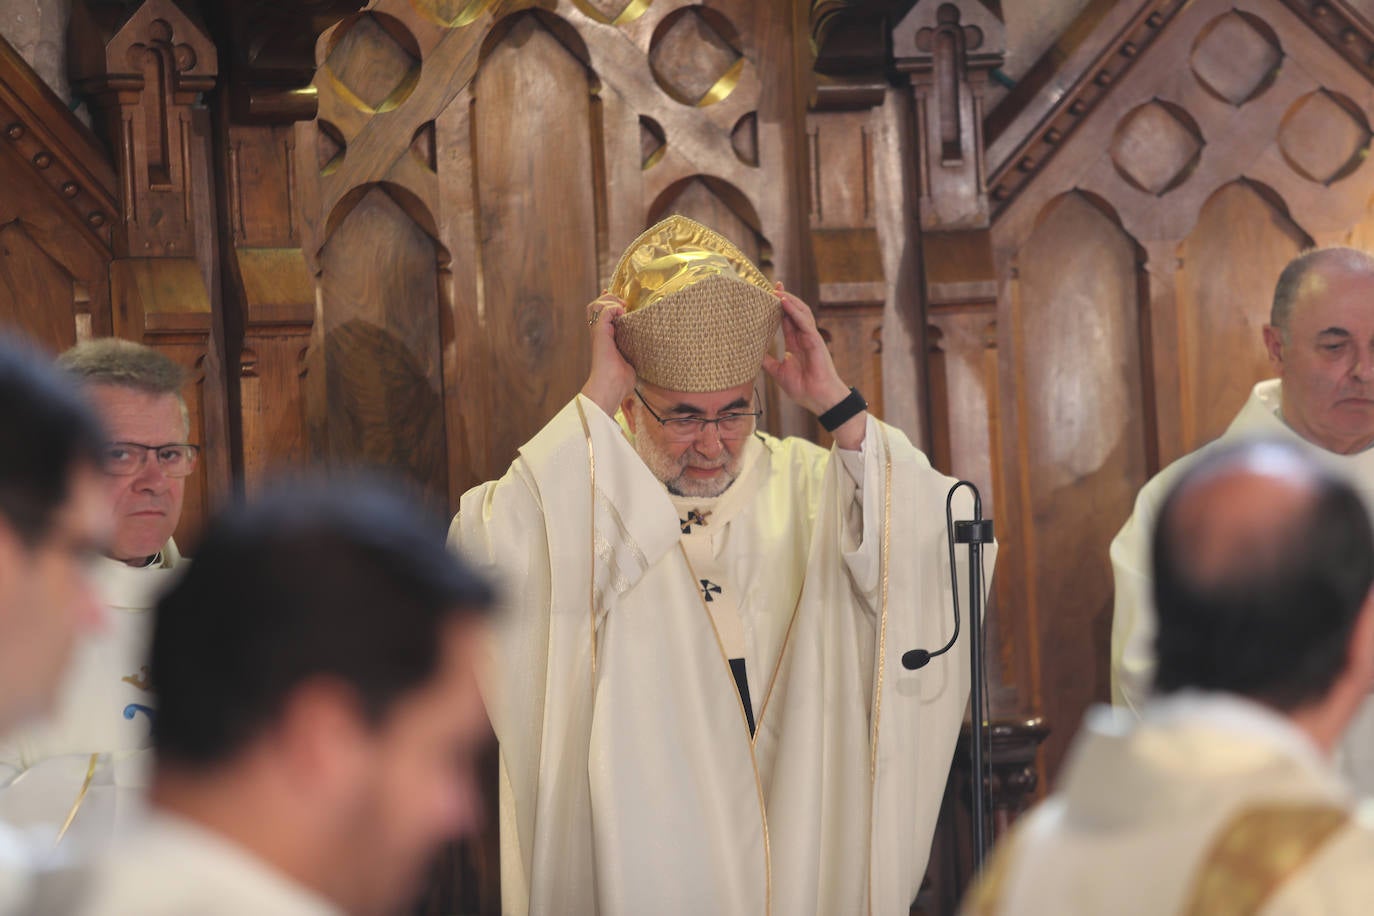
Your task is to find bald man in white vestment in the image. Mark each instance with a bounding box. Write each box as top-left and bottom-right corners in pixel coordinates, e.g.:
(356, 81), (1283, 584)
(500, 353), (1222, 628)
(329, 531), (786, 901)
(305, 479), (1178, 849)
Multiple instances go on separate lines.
(452, 216), (993, 915)
(1112, 247), (1374, 794)
(0, 340), (111, 914)
(0, 339), (192, 860)
(965, 440), (1374, 916)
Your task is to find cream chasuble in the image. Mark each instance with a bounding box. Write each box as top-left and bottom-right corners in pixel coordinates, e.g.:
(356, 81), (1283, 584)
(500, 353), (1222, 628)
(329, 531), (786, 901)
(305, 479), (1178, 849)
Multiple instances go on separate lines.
(962, 695), (1374, 916)
(452, 394), (991, 915)
(0, 542), (181, 859)
(1111, 379), (1374, 794)
(0, 822), (28, 916)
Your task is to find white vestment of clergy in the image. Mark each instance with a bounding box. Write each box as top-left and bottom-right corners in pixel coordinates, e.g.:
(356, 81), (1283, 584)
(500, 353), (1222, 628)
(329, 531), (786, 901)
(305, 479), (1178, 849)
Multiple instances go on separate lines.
(0, 822), (28, 916)
(961, 694), (1374, 916)
(27, 812), (342, 916)
(1110, 379), (1374, 793)
(452, 395), (993, 916)
(0, 542), (181, 860)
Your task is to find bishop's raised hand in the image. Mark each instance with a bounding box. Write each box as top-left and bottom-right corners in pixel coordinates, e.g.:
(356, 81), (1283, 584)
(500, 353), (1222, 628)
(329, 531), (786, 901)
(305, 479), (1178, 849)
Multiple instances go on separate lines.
(581, 291), (635, 418)
(762, 284), (867, 449)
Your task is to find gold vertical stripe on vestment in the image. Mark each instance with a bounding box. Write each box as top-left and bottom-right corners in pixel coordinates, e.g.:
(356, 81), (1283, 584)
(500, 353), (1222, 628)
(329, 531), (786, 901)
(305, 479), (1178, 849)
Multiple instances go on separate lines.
(751, 587), (802, 742)
(1183, 803), (1347, 916)
(576, 398), (599, 689)
(864, 425), (893, 915)
(54, 752), (99, 847)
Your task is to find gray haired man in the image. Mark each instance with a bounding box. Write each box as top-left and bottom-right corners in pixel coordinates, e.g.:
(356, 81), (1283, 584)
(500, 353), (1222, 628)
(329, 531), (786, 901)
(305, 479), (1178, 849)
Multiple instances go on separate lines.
(0, 338), (195, 859)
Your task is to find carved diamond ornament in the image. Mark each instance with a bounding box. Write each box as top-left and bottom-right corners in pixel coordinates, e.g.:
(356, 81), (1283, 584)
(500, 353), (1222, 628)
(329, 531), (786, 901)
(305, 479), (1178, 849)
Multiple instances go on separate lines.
(1279, 90), (1371, 186)
(1190, 11), (1282, 107)
(323, 13), (421, 114)
(649, 8), (744, 107)
(1111, 101), (1204, 196)
(569, 0), (651, 26)
(409, 0), (492, 28)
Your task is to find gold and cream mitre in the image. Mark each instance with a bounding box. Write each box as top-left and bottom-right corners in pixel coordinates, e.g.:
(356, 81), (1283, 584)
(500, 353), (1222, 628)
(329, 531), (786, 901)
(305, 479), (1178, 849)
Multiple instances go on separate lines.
(610, 215), (781, 392)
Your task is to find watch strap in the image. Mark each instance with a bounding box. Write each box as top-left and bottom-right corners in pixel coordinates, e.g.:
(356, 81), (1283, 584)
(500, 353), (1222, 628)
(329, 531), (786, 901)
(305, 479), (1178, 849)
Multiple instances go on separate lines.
(818, 387), (867, 432)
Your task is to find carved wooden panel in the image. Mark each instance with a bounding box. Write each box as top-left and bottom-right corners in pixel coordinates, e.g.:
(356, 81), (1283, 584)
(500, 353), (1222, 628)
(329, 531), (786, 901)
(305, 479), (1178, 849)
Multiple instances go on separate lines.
(1011, 192), (1151, 772)
(987, 0), (1374, 783)
(464, 12), (598, 484)
(304, 1), (812, 507)
(315, 185), (448, 506)
(806, 105), (900, 447)
(1176, 180), (1310, 445)
(0, 33), (116, 348)
(0, 220), (80, 348)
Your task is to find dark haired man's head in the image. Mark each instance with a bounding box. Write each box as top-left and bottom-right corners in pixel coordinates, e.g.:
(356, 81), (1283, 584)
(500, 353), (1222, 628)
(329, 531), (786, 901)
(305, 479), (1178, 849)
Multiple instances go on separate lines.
(150, 479), (494, 914)
(0, 337), (111, 734)
(1152, 441), (1374, 738)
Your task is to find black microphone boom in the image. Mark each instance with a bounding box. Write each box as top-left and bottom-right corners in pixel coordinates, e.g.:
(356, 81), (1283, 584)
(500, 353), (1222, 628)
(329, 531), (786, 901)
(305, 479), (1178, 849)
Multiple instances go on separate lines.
(900, 480), (995, 874)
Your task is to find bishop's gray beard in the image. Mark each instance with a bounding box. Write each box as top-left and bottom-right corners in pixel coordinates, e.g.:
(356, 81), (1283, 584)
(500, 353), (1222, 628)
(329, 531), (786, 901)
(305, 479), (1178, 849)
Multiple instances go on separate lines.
(632, 433), (742, 498)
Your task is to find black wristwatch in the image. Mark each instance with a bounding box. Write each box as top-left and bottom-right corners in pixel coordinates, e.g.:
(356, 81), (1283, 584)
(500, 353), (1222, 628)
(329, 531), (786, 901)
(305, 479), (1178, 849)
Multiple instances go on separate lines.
(818, 387), (868, 432)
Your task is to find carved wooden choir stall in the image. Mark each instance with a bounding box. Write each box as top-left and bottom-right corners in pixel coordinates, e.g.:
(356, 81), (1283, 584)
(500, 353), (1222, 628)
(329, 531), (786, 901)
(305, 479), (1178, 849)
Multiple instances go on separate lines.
(4, 0), (1374, 911)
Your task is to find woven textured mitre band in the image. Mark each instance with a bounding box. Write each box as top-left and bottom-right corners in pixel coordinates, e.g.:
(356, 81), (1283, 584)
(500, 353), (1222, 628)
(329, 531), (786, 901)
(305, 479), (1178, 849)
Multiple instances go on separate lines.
(611, 215), (781, 392)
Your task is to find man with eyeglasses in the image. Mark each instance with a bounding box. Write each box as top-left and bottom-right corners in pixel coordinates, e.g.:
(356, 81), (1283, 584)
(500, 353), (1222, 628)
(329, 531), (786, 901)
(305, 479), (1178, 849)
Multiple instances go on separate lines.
(0, 338), (195, 860)
(0, 338), (111, 913)
(452, 215), (990, 915)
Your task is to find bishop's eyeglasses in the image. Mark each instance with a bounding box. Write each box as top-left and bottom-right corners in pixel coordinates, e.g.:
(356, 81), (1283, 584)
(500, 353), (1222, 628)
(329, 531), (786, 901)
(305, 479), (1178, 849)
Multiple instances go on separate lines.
(101, 442), (201, 478)
(633, 389), (763, 442)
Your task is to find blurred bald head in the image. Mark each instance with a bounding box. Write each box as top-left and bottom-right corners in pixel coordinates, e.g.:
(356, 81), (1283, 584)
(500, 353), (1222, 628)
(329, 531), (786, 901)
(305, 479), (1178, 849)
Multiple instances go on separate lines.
(1152, 440), (1374, 710)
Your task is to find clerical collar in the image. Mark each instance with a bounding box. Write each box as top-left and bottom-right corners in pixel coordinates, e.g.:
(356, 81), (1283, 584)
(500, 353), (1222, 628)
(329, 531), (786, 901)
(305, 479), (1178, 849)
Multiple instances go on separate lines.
(1274, 407), (1374, 454)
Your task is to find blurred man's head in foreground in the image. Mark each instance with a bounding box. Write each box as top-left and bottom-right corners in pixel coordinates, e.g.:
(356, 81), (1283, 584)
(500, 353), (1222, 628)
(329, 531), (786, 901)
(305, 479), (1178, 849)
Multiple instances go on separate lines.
(151, 479), (495, 914)
(0, 337), (110, 734)
(1153, 439), (1374, 746)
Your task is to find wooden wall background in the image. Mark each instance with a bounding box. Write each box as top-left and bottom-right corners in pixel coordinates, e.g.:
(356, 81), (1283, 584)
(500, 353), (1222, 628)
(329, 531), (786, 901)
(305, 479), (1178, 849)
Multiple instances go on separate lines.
(6, 0), (1374, 911)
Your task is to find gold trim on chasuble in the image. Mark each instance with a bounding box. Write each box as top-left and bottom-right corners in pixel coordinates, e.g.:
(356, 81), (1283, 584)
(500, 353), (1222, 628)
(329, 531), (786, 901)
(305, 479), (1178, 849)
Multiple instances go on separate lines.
(679, 543), (776, 916)
(1183, 803), (1348, 916)
(866, 424), (893, 916)
(576, 399), (599, 688)
(54, 752), (100, 846)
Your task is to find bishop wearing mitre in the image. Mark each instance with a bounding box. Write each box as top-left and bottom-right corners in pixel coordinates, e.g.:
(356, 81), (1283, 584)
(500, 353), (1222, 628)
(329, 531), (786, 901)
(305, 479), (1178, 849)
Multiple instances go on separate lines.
(451, 215), (993, 915)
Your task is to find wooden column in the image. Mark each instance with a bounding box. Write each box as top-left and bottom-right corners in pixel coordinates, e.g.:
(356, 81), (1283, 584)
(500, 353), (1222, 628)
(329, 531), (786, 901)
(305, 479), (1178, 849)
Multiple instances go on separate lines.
(205, 2), (359, 497)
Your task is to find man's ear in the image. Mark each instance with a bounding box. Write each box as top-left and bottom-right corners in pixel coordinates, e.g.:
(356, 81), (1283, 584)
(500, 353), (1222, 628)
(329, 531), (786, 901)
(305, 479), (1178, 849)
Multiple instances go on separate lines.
(621, 397), (637, 433)
(1346, 590), (1374, 693)
(275, 678), (374, 793)
(1262, 324), (1286, 374)
(0, 519), (24, 629)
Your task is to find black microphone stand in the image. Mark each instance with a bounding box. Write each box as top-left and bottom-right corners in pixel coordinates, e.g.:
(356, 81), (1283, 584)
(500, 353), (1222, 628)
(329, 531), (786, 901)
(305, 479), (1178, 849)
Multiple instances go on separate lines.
(952, 484), (994, 874)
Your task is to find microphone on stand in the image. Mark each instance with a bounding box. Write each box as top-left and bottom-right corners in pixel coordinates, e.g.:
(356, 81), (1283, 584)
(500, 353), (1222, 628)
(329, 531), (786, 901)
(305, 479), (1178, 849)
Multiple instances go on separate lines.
(900, 480), (995, 872)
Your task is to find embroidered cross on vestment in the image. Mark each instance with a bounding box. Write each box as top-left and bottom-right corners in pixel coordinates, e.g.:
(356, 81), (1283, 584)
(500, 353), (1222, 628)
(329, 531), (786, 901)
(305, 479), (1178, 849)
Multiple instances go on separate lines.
(680, 508), (712, 534)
